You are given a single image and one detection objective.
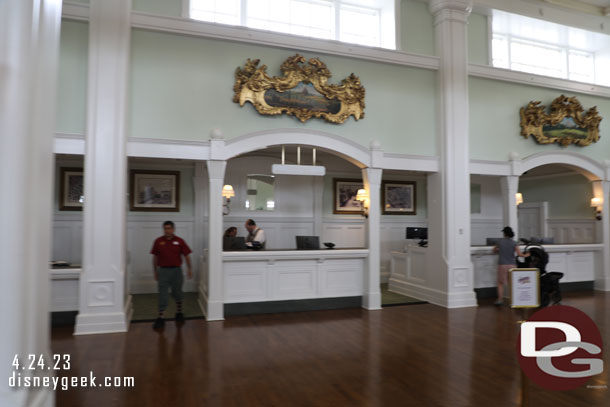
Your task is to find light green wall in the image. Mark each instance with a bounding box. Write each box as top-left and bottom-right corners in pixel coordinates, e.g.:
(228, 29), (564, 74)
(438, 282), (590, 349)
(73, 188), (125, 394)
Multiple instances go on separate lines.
(56, 20), (88, 135)
(400, 0), (435, 56)
(520, 174), (593, 218)
(469, 77), (610, 163)
(468, 13), (489, 65)
(132, 0), (183, 17)
(130, 29), (438, 156)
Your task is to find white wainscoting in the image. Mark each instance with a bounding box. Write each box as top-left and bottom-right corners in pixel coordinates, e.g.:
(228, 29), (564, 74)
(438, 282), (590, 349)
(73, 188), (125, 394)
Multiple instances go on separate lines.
(547, 219), (597, 244)
(222, 216), (315, 250)
(52, 214), (83, 264)
(321, 217), (429, 283)
(471, 217), (503, 246)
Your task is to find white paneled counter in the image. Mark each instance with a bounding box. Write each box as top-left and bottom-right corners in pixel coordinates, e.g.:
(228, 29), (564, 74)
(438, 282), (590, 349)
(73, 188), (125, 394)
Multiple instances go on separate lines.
(387, 247), (428, 293)
(471, 244), (602, 289)
(222, 249), (368, 303)
(49, 267), (81, 312)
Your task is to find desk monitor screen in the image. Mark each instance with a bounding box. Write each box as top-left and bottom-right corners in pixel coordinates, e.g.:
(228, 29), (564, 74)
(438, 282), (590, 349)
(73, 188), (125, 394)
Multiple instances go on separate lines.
(224, 236), (247, 251)
(486, 238), (501, 246)
(296, 236), (320, 250)
(406, 227), (427, 240)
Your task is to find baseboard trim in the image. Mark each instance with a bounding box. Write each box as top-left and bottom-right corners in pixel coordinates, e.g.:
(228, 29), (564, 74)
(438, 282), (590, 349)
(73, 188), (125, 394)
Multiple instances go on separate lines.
(389, 278), (477, 308)
(475, 281), (595, 299)
(51, 311), (78, 326)
(224, 296), (362, 316)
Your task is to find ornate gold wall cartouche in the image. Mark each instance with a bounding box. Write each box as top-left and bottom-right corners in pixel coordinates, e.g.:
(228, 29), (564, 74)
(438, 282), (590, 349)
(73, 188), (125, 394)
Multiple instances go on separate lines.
(233, 54), (365, 124)
(520, 95), (602, 147)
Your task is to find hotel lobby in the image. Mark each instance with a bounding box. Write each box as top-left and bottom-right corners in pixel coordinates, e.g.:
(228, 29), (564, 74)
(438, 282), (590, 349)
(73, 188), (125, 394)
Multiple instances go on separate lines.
(2, 0), (610, 406)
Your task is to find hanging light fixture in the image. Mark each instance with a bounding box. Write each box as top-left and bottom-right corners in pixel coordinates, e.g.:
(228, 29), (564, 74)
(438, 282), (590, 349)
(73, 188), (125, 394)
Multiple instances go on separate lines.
(271, 146), (326, 176)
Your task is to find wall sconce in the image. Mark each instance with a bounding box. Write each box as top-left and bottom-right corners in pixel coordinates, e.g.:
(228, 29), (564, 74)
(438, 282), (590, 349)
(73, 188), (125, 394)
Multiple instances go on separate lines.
(356, 188), (369, 218)
(591, 197), (603, 220)
(222, 184), (235, 216)
(515, 192), (524, 206)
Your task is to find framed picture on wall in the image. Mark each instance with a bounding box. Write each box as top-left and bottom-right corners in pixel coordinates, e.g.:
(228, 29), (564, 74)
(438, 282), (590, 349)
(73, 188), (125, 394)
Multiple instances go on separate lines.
(333, 178), (364, 214)
(130, 170), (180, 212)
(382, 181), (416, 215)
(59, 167), (84, 211)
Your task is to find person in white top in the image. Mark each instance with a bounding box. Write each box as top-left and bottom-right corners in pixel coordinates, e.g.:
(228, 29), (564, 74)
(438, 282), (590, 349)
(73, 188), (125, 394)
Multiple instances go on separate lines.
(245, 219), (266, 249)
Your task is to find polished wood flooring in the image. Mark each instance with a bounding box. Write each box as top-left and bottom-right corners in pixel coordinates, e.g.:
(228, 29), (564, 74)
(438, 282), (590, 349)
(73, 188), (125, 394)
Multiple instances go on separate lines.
(52, 292), (610, 407)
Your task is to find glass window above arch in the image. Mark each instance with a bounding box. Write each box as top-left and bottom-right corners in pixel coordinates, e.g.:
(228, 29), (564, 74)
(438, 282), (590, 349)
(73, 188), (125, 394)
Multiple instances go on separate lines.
(189, 0), (396, 49)
(492, 10), (610, 86)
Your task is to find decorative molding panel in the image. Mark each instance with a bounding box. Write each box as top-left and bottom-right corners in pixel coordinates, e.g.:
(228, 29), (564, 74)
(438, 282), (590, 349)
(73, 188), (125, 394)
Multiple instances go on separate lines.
(547, 218), (597, 244)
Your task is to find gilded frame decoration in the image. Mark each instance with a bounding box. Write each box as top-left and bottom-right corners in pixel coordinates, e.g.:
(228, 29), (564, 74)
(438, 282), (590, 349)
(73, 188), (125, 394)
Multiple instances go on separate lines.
(233, 54), (365, 124)
(520, 95), (602, 147)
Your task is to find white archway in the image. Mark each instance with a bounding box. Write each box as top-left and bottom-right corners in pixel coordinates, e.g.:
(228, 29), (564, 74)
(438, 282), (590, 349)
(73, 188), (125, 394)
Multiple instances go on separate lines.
(518, 151), (606, 181)
(216, 128), (372, 168)
(203, 128), (382, 321)
(513, 151), (610, 293)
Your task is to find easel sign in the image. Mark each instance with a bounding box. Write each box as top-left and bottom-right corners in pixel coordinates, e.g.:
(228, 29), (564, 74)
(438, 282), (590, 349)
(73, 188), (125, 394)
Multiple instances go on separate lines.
(509, 268), (540, 308)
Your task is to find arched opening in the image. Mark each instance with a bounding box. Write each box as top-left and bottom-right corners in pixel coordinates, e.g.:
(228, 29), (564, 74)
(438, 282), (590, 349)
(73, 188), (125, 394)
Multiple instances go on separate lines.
(518, 163), (601, 244)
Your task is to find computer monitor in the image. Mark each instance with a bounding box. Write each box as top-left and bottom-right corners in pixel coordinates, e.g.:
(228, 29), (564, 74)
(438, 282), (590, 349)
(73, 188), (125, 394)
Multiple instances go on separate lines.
(406, 227), (428, 240)
(223, 236), (247, 251)
(486, 238), (501, 246)
(406, 227), (428, 247)
(296, 236), (320, 250)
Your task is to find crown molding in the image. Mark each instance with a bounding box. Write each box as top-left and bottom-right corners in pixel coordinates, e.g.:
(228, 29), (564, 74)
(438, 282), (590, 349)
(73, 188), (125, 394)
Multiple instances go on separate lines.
(468, 63), (610, 98)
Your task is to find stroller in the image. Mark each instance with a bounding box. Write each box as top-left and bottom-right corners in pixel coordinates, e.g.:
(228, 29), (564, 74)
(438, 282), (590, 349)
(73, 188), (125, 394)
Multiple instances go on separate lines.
(516, 239), (563, 307)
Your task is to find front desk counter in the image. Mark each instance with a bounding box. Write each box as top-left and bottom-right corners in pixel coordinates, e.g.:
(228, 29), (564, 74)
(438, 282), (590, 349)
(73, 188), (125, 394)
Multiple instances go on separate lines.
(471, 244), (602, 291)
(388, 244), (601, 298)
(49, 266), (81, 312)
(222, 248), (369, 305)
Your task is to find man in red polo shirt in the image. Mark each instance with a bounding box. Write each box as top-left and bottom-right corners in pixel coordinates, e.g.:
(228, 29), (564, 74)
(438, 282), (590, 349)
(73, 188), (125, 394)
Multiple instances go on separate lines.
(150, 220), (192, 329)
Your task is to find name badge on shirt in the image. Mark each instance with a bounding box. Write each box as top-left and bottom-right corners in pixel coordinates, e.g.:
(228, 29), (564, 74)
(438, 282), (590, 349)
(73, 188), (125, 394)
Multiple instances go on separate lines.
(173, 241), (180, 245)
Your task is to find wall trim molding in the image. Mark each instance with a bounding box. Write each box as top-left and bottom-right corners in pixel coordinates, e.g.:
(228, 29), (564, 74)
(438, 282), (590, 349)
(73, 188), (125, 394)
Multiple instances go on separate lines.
(469, 63), (610, 98)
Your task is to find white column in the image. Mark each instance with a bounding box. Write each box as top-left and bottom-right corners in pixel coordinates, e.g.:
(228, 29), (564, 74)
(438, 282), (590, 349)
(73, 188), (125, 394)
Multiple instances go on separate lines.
(75, 0), (133, 335)
(426, 0), (477, 307)
(205, 160), (227, 320)
(362, 167), (382, 310)
(193, 162), (207, 290)
(593, 181), (610, 290)
(1, 1), (62, 406)
(500, 176), (519, 238)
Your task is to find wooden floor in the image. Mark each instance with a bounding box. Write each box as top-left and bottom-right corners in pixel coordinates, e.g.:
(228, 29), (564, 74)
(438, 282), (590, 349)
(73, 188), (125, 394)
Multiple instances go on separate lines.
(52, 292), (610, 407)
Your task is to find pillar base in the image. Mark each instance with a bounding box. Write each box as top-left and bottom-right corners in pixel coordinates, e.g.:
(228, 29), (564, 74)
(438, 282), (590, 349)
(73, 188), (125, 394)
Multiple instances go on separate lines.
(74, 295), (133, 335)
(362, 291), (382, 310)
(594, 278), (610, 291)
(198, 284), (224, 321)
(389, 278), (477, 308)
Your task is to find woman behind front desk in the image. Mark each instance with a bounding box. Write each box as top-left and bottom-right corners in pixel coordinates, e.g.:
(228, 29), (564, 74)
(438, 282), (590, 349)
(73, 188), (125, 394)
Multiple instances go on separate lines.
(223, 227), (238, 251)
(493, 226), (529, 306)
(224, 227), (237, 238)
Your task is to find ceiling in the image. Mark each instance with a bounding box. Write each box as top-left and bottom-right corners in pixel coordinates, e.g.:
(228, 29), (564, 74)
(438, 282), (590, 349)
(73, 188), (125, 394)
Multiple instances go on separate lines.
(573, 0), (610, 7)
(537, 0), (610, 15)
